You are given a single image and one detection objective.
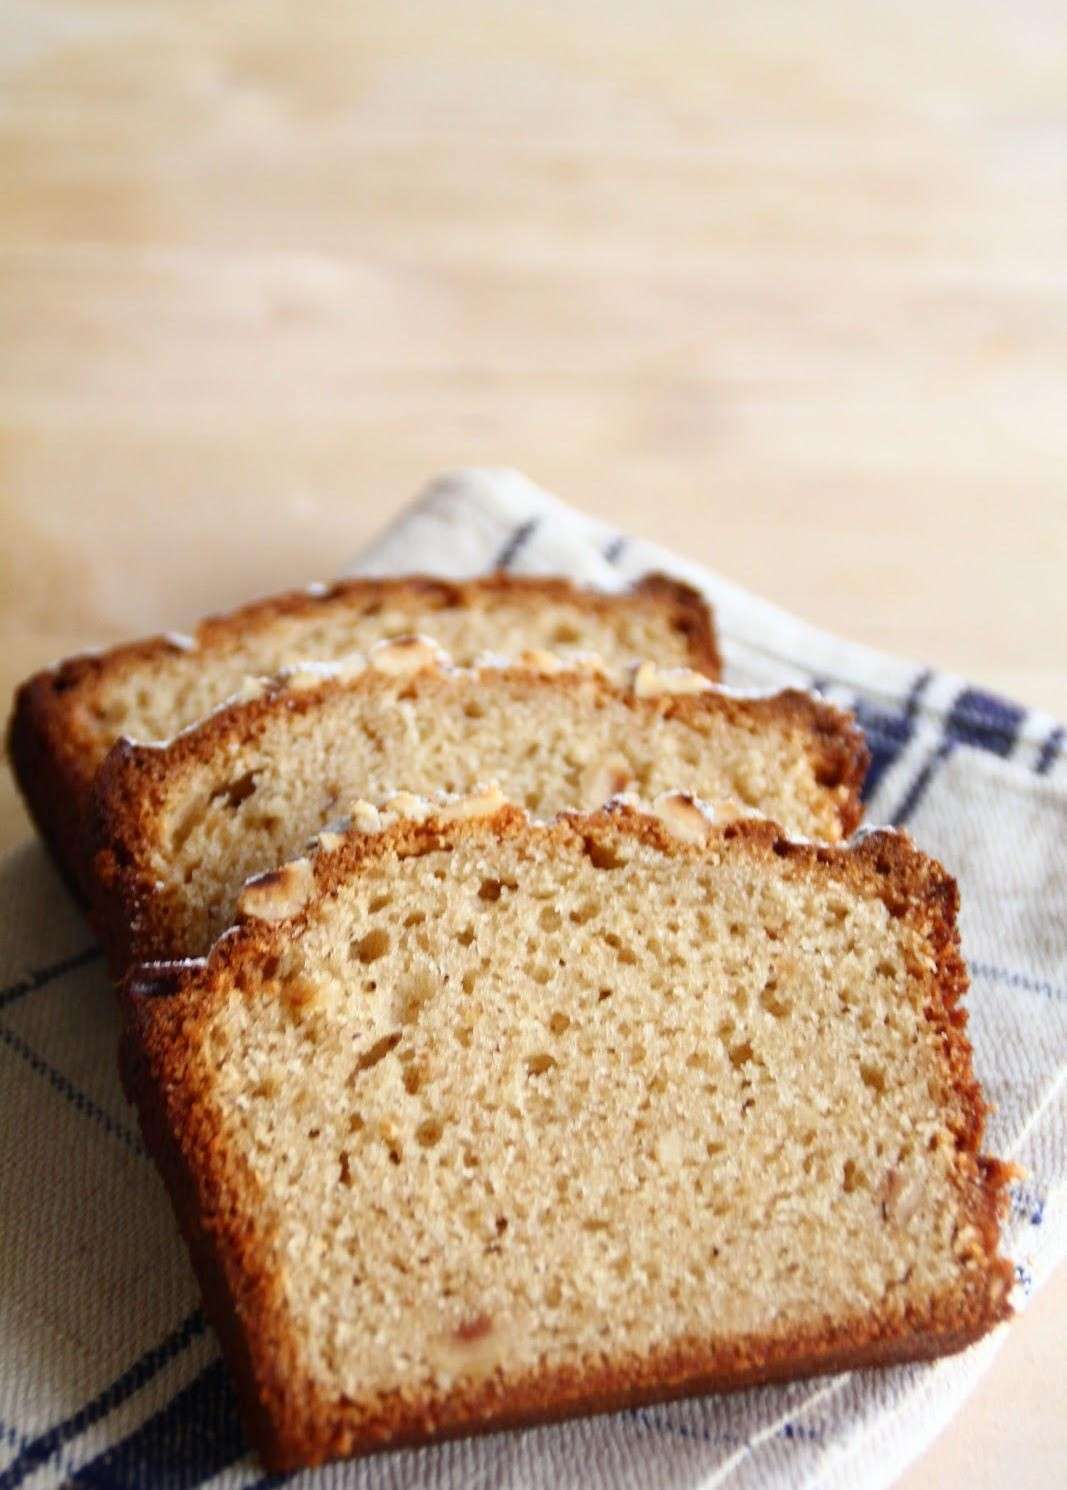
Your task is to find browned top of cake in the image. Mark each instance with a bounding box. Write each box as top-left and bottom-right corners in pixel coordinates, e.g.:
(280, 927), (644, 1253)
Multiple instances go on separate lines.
(7, 571), (718, 893)
(88, 641), (866, 966)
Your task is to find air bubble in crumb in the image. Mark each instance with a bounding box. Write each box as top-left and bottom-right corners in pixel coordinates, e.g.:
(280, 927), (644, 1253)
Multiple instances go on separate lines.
(211, 771), (257, 810)
(479, 878), (516, 902)
(760, 981), (791, 1018)
(352, 1032), (401, 1075)
(354, 928), (390, 964)
(396, 965), (436, 1024)
(586, 840), (626, 871)
(283, 975), (319, 1014)
(861, 1063), (887, 1094)
(416, 1118), (444, 1148)
(843, 1158), (867, 1193)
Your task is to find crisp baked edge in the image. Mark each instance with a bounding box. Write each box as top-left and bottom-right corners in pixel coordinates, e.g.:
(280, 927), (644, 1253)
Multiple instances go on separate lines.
(120, 804), (1013, 1472)
(89, 669), (868, 971)
(6, 572), (719, 896)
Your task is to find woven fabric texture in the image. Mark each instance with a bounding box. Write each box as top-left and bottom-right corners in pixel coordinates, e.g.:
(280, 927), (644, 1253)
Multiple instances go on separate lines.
(1, 469), (1063, 1490)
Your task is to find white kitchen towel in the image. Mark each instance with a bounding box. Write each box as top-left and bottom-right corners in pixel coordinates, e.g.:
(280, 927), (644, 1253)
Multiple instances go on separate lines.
(0, 468), (1063, 1490)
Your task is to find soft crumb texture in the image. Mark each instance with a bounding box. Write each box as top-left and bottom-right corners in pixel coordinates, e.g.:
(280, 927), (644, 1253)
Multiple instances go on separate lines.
(90, 587), (710, 750)
(123, 805), (1012, 1471)
(8, 573), (715, 896)
(91, 664), (866, 963)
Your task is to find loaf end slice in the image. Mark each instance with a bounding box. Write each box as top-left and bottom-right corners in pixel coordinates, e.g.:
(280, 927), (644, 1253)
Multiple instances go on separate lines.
(89, 643), (867, 968)
(121, 792), (1012, 1471)
(9, 571), (717, 895)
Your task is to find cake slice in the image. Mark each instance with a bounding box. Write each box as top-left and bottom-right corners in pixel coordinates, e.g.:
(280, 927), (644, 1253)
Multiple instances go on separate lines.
(121, 789), (1012, 1472)
(89, 640), (866, 968)
(8, 571), (717, 896)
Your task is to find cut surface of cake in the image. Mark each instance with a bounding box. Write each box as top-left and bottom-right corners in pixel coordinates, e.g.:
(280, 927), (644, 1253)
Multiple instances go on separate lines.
(89, 641), (867, 967)
(121, 791), (1012, 1472)
(8, 572), (716, 894)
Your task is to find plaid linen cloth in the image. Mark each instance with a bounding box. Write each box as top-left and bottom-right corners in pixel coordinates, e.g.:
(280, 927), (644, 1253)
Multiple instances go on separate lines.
(1, 468), (1063, 1490)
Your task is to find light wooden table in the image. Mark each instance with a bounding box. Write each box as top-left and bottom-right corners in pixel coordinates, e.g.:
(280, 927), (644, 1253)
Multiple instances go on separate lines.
(3, 2), (1065, 1485)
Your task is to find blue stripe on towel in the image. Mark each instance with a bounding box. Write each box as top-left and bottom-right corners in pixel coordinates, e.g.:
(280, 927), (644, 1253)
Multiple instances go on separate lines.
(970, 962), (1067, 1003)
(853, 668), (933, 801)
(890, 739), (957, 827)
(492, 519), (539, 571)
(71, 1361), (245, 1490)
(945, 687), (1025, 758)
(628, 1407), (745, 1448)
(0, 946), (103, 1013)
(0, 1023), (142, 1156)
(0, 1312), (205, 1490)
(1036, 724), (1064, 776)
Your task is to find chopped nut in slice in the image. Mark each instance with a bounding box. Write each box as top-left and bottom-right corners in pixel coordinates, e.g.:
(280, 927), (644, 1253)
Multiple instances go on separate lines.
(582, 754), (634, 804)
(381, 792), (431, 822)
(651, 791), (714, 844)
(881, 1167), (926, 1228)
(516, 649), (566, 675)
(632, 661), (715, 699)
(437, 784), (508, 822)
(368, 635), (446, 676)
(350, 802), (383, 834)
(285, 663), (347, 693)
(238, 857), (316, 922)
(310, 830), (346, 856)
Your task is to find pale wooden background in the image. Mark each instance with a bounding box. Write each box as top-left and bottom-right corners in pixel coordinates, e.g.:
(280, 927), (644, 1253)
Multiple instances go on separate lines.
(2, 2), (1065, 1485)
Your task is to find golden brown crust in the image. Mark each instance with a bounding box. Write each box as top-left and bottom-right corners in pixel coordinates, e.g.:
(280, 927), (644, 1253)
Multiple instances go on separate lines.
(88, 662), (867, 971)
(7, 669), (100, 906)
(6, 573), (718, 896)
(622, 571), (721, 680)
(117, 1020), (293, 1459)
(119, 803), (1012, 1472)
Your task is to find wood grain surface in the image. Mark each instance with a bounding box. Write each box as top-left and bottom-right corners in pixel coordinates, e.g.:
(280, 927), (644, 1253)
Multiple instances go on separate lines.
(2, 2), (1065, 1485)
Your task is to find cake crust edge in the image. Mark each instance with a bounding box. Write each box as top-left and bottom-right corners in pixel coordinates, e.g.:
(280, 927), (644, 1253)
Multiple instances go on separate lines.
(8, 571), (719, 896)
(88, 663), (867, 971)
(120, 801), (1013, 1473)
